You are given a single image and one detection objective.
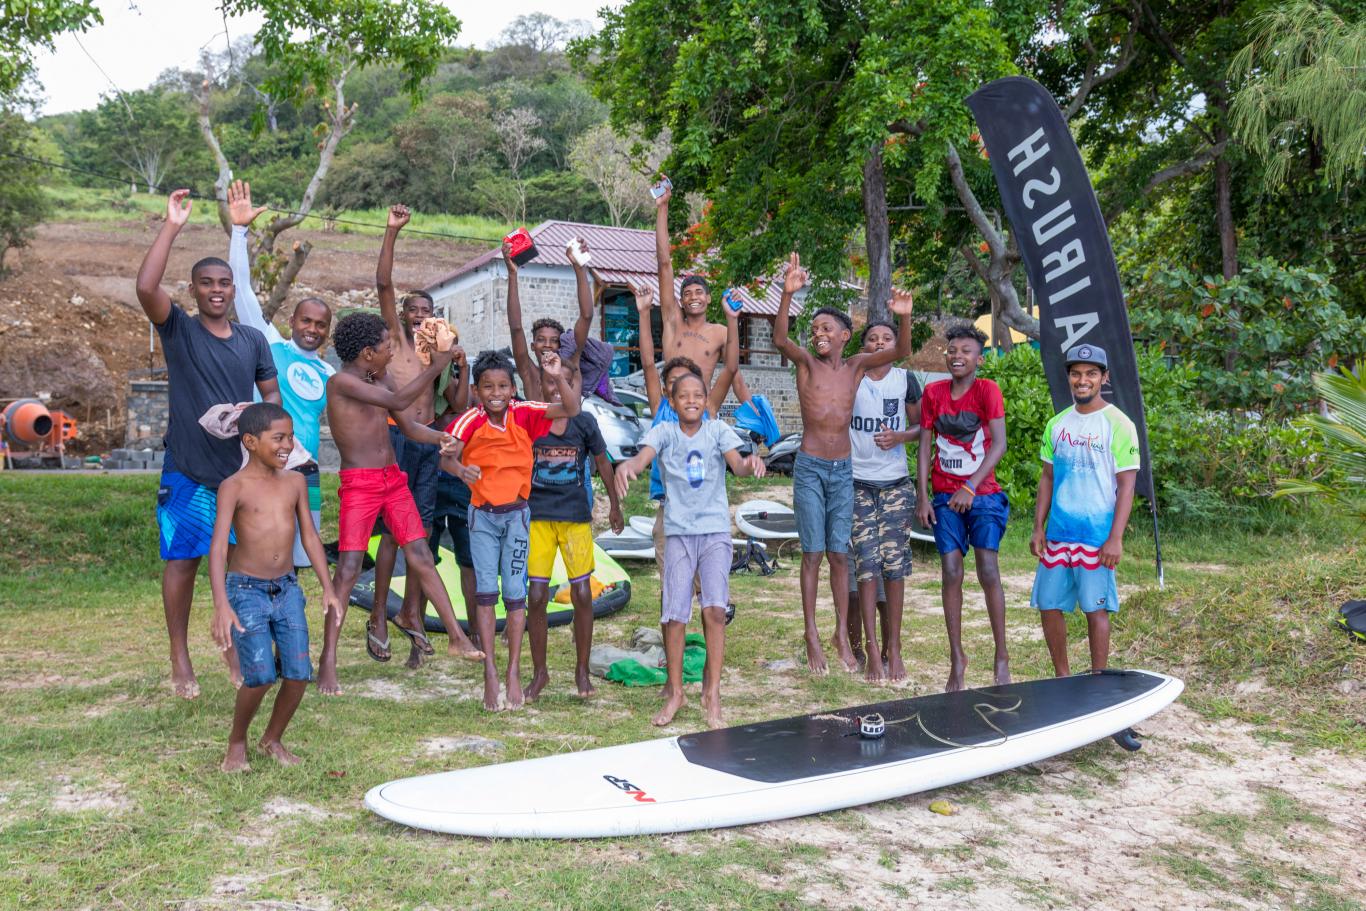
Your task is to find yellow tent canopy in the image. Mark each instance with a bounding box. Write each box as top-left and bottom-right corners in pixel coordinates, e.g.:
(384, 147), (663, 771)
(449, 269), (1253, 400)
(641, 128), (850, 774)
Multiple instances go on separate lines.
(974, 313), (1029, 347)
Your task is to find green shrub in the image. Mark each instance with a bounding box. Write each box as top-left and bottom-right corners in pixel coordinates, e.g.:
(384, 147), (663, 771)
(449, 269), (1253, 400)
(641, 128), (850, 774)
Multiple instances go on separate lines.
(972, 345), (1329, 515)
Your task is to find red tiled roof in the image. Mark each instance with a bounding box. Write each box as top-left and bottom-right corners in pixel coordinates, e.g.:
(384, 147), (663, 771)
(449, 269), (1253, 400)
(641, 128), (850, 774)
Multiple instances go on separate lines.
(425, 219), (816, 317)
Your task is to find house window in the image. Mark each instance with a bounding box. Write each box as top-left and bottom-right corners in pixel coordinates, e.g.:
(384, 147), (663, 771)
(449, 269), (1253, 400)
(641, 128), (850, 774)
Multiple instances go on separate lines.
(601, 286), (662, 377)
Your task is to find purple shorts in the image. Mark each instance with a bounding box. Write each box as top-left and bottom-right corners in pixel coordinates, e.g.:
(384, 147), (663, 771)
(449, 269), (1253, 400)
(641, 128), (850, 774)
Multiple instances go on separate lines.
(661, 533), (731, 624)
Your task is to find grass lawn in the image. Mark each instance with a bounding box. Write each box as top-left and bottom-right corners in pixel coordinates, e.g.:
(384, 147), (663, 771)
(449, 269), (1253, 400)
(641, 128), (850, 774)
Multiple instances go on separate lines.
(0, 473), (1361, 910)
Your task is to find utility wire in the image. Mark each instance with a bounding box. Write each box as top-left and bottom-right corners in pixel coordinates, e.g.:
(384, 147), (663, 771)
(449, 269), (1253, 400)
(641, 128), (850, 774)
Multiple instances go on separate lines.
(0, 150), (658, 252)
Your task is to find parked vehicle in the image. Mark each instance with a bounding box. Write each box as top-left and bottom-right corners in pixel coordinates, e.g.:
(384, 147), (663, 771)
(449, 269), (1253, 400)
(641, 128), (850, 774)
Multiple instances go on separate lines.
(582, 389), (646, 463)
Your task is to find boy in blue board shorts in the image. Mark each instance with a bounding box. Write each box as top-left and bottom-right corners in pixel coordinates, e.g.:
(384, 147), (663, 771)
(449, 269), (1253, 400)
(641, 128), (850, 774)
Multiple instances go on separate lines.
(1030, 345), (1140, 675)
(916, 323), (1010, 692)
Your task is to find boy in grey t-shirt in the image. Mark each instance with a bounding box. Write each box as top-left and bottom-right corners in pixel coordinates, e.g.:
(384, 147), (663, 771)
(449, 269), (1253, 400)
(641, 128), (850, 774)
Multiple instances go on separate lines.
(614, 373), (765, 730)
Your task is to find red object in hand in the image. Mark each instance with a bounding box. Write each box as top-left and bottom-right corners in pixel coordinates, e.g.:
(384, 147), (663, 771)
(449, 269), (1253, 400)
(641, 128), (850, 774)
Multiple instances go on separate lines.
(503, 227), (538, 266)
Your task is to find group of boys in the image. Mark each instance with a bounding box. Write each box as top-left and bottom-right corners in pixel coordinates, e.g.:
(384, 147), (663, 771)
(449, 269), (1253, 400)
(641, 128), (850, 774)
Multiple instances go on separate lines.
(134, 173), (1140, 771)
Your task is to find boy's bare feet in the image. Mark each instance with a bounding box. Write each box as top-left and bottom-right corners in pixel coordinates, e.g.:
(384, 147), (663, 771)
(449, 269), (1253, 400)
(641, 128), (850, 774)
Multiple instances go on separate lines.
(993, 655), (1011, 687)
(804, 635), (829, 675)
(405, 642), (425, 670)
(482, 672), (501, 712)
(525, 668), (550, 702)
(259, 738), (301, 766)
(316, 668), (343, 696)
(573, 667), (596, 698)
(946, 653), (967, 692)
(653, 690), (686, 726)
(701, 690), (723, 730)
(449, 642), (485, 662)
(886, 650), (907, 682)
(832, 635), (860, 673)
(864, 653), (886, 684)
(851, 641), (867, 671)
(221, 742), (250, 772)
(171, 655), (200, 699)
(505, 671), (525, 710)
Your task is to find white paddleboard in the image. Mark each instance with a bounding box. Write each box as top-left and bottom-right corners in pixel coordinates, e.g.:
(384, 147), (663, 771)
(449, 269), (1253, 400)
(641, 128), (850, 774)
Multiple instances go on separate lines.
(366, 670), (1182, 839)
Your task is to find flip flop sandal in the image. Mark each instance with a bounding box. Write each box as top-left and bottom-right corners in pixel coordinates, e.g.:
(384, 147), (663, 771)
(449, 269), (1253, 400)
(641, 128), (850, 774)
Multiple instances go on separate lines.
(393, 620), (435, 656)
(366, 619), (391, 662)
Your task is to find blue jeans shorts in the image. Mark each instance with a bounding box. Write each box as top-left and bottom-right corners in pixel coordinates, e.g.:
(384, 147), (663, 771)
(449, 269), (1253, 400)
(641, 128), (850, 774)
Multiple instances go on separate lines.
(227, 572), (311, 688)
(931, 490), (1009, 556)
(468, 501), (530, 610)
(792, 452), (854, 554)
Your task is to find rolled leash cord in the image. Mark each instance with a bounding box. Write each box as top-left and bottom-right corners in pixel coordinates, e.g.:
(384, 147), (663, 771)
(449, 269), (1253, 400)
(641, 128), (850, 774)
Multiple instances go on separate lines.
(825, 692), (1024, 749)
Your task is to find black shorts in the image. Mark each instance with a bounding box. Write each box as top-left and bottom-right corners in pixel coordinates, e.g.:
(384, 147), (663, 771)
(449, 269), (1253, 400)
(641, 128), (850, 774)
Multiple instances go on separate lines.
(429, 470), (473, 568)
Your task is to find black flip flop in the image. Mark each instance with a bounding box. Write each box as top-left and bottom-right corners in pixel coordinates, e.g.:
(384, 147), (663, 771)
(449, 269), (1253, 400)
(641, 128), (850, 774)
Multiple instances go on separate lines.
(366, 619), (391, 662)
(392, 620), (435, 656)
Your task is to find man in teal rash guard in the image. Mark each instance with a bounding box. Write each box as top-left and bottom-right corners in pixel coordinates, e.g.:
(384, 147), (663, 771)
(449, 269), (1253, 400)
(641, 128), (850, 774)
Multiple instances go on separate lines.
(226, 180), (335, 568)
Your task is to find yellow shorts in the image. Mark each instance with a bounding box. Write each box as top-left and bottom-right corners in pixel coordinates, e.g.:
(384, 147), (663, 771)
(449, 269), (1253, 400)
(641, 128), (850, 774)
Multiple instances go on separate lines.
(528, 520), (595, 583)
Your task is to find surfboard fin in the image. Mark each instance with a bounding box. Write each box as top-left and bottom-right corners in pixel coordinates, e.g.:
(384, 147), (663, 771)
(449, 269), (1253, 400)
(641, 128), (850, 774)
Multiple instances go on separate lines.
(1111, 727), (1142, 752)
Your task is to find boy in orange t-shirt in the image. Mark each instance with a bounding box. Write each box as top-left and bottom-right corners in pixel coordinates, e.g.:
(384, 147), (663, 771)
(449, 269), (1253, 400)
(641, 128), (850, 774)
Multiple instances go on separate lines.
(442, 350), (579, 711)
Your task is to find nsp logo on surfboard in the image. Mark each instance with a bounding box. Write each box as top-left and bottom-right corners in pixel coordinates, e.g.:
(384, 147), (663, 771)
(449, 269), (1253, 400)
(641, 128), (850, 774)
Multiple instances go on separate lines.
(602, 775), (655, 803)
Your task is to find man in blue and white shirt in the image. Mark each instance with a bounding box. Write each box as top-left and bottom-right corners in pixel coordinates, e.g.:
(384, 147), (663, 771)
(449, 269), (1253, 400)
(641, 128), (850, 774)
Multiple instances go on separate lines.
(227, 179), (335, 567)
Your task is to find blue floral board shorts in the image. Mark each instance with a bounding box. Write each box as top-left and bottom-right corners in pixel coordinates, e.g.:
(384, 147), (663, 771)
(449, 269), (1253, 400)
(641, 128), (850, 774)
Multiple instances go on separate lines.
(227, 572), (312, 688)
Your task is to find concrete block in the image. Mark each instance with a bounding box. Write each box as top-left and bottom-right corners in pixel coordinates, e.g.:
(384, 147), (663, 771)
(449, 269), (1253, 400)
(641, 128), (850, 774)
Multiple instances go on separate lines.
(132, 449), (154, 463)
(150, 451), (165, 467)
(111, 448), (132, 460)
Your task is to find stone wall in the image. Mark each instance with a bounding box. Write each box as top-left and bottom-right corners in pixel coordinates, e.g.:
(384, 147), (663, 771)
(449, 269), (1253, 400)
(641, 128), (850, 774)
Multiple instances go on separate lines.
(435, 270), (582, 358)
(126, 380), (168, 445)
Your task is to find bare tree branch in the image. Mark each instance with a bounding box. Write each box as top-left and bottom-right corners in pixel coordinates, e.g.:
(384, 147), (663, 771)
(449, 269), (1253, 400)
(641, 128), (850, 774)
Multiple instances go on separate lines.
(1064, 2), (1142, 119)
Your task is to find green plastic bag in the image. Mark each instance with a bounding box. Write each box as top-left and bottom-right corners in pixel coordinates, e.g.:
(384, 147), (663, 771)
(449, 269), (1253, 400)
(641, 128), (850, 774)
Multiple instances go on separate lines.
(605, 634), (706, 686)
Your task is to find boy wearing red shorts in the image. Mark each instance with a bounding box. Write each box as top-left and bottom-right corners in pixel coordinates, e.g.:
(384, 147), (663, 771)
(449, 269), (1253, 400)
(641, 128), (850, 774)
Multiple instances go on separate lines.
(320, 313), (483, 695)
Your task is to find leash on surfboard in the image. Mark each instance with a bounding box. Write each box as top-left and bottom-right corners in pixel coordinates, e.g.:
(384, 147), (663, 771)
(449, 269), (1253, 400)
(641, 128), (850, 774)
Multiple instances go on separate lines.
(818, 692), (1024, 749)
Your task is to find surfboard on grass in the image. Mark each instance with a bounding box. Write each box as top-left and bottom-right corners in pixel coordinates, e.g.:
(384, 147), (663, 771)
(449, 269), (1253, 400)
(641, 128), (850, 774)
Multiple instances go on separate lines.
(348, 536), (631, 634)
(366, 669), (1183, 838)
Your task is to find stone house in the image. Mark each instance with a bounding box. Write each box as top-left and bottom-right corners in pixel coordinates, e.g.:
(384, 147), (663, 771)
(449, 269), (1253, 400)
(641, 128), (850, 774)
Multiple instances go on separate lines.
(424, 220), (811, 431)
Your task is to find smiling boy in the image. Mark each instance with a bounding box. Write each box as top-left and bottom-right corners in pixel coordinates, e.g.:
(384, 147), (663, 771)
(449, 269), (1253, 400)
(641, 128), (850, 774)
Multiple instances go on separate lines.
(1030, 345), (1139, 676)
(771, 253), (914, 676)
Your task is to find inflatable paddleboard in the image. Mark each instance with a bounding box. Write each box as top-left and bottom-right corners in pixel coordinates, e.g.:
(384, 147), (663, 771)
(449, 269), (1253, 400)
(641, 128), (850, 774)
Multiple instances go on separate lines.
(349, 537), (631, 634)
(367, 669), (1183, 838)
(734, 499), (798, 541)
(595, 528), (657, 561)
(627, 514), (656, 537)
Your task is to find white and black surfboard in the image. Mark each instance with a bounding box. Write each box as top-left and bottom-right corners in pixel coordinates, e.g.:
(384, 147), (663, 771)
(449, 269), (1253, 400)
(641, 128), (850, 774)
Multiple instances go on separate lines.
(366, 669), (1181, 839)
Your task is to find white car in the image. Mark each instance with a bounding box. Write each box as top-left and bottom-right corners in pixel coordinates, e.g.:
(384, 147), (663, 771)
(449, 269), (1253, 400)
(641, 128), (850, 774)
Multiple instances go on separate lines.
(582, 390), (647, 463)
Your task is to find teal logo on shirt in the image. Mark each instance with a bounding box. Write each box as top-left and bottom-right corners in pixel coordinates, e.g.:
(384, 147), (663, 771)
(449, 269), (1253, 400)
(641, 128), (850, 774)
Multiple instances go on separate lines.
(287, 362), (325, 401)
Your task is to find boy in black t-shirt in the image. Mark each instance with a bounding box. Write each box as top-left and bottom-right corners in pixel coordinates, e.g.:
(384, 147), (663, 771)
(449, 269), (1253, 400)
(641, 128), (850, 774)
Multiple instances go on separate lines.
(525, 362), (624, 699)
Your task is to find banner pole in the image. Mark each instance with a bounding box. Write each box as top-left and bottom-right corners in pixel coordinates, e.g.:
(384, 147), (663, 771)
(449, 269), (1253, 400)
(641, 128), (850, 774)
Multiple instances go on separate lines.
(1149, 496), (1164, 590)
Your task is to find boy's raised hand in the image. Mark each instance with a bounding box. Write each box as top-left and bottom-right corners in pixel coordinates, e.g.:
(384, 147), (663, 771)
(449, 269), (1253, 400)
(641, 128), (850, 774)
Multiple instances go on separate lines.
(653, 174), (671, 207)
(387, 204), (411, 230)
(783, 252), (808, 295)
(227, 180), (267, 227)
(540, 351), (563, 377)
(166, 189), (192, 227)
(632, 284), (654, 313)
(211, 605), (244, 652)
(889, 287), (915, 317)
(501, 240), (519, 275)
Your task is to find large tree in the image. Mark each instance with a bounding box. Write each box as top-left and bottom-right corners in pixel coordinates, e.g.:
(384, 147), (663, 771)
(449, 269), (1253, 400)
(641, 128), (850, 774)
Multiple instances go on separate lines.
(198, 0), (461, 319)
(0, 0), (101, 99)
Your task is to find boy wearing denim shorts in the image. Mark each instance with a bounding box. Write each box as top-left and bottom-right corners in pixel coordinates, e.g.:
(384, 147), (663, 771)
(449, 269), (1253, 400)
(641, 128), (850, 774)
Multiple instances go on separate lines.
(1030, 345), (1139, 676)
(771, 253), (914, 676)
(916, 323), (1011, 692)
(444, 350), (579, 712)
(614, 373), (764, 730)
(209, 403), (341, 772)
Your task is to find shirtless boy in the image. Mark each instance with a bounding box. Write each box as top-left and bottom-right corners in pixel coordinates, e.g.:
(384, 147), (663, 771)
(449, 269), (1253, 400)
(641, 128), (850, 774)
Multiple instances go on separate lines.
(320, 313), (483, 695)
(771, 253), (914, 677)
(369, 204), (452, 665)
(210, 403), (340, 772)
(505, 237), (599, 402)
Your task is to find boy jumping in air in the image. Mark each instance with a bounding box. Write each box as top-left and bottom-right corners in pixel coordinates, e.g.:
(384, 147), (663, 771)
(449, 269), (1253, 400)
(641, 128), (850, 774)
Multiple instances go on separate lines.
(209, 403), (340, 772)
(442, 350), (581, 711)
(321, 313), (483, 695)
(916, 323), (1011, 692)
(772, 253), (914, 675)
(614, 373), (765, 729)
(1030, 345), (1139, 675)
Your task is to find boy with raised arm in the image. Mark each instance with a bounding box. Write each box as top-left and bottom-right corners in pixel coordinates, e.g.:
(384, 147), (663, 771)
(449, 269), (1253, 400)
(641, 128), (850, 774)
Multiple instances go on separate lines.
(320, 313), (483, 695)
(135, 189), (281, 699)
(613, 371), (764, 729)
(369, 205), (451, 663)
(771, 253), (914, 677)
(632, 284), (740, 580)
(210, 403), (341, 772)
(915, 324), (1011, 692)
(441, 351), (581, 711)
(1030, 345), (1139, 676)
(846, 319), (922, 682)
(225, 180), (334, 570)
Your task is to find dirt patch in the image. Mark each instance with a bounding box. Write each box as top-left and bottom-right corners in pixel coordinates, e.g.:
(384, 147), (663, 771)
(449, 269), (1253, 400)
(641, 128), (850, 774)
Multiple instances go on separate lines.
(349, 671), (478, 703)
(421, 735), (504, 756)
(724, 702), (1366, 909)
(51, 775), (132, 814)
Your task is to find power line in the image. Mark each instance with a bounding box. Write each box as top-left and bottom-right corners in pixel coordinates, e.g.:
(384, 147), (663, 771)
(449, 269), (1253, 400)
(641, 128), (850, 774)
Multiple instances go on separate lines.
(0, 150), (660, 253)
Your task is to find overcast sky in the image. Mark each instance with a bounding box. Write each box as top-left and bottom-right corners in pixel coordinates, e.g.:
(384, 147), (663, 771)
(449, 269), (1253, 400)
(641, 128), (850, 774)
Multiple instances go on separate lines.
(33, 0), (611, 115)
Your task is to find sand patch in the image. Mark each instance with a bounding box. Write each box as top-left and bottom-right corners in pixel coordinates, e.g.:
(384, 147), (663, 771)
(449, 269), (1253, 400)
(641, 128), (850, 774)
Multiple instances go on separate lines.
(421, 735), (504, 756)
(349, 672), (477, 703)
(50, 776), (132, 813)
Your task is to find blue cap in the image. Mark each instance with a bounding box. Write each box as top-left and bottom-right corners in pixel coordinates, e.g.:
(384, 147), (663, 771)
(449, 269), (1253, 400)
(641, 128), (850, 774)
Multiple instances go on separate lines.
(1064, 344), (1108, 370)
